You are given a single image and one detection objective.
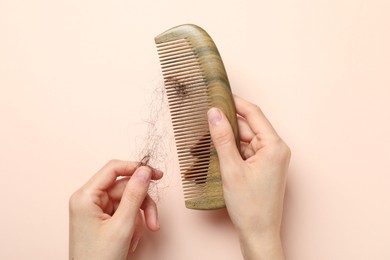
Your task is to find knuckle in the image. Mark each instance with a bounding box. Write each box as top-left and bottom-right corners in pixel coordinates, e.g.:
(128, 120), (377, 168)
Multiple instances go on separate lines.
(221, 163), (245, 188)
(213, 128), (234, 148)
(248, 103), (262, 115)
(266, 138), (291, 162)
(69, 188), (94, 214)
(69, 189), (83, 213)
(123, 188), (145, 207)
(106, 159), (121, 167)
(143, 196), (157, 209)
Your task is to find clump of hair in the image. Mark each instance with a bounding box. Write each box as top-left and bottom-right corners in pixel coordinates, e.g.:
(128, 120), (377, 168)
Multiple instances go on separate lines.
(131, 77), (174, 202)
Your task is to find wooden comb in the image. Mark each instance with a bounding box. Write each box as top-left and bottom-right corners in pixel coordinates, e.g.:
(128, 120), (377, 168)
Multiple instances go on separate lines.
(155, 24), (239, 210)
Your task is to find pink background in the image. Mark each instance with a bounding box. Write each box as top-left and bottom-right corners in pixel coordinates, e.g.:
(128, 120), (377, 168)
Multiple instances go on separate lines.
(1, 0), (389, 259)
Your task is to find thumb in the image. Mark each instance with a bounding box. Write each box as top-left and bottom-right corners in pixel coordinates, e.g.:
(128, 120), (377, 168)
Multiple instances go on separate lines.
(111, 166), (151, 231)
(207, 108), (242, 168)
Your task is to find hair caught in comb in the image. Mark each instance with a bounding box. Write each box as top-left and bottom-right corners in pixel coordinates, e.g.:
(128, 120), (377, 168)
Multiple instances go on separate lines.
(155, 24), (239, 210)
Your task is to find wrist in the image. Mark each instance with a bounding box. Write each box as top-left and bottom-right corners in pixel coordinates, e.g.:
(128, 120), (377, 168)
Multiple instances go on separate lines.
(239, 229), (285, 260)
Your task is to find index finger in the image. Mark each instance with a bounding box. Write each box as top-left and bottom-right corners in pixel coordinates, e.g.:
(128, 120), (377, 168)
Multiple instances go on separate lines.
(85, 159), (163, 191)
(233, 95), (279, 140)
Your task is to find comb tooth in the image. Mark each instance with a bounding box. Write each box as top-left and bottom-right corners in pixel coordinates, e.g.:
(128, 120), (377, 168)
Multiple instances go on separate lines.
(173, 125), (209, 136)
(180, 150), (211, 157)
(178, 152), (211, 160)
(162, 60), (199, 71)
(167, 89), (207, 100)
(181, 169), (209, 177)
(183, 185), (206, 190)
(158, 45), (195, 55)
(177, 149), (211, 158)
(175, 136), (208, 143)
(173, 125), (209, 135)
(180, 164), (211, 172)
(175, 128), (210, 135)
(169, 100), (208, 108)
(156, 41), (191, 50)
(183, 176), (208, 183)
(172, 121), (209, 129)
(178, 150), (210, 158)
(179, 161), (210, 169)
(166, 86), (207, 96)
(165, 82), (207, 92)
(178, 152), (211, 159)
(178, 154), (211, 162)
(162, 68), (203, 78)
(178, 157), (210, 165)
(171, 112), (207, 122)
(183, 175), (208, 183)
(172, 114), (208, 125)
(169, 103), (207, 112)
(158, 50), (195, 61)
(161, 61), (202, 73)
(156, 38), (188, 47)
(165, 78), (208, 88)
(160, 56), (198, 66)
(176, 140), (211, 149)
(166, 78), (208, 88)
(166, 90), (206, 99)
(183, 191), (206, 198)
(184, 194), (205, 200)
(182, 172), (210, 180)
(170, 86), (201, 95)
(159, 55), (198, 66)
(176, 136), (210, 146)
(173, 122), (208, 129)
(183, 185), (207, 193)
(164, 74), (204, 83)
(171, 105), (209, 115)
(174, 134), (209, 143)
(182, 170), (211, 178)
(168, 100), (209, 114)
(183, 190), (206, 196)
(163, 68), (202, 79)
(157, 43), (193, 52)
(171, 114), (207, 123)
(171, 117), (207, 127)
(168, 96), (207, 105)
(183, 182), (207, 189)
(182, 173), (208, 180)
(158, 49), (194, 60)
(183, 178), (207, 185)
(170, 107), (207, 117)
(172, 119), (207, 128)
(183, 188), (206, 195)
(182, 171), (209, 177)
(171, 113), (206, 122)
(172, 114), (207, 124)
(158, 45), (190, 54)
(174, 133), (209, 142)
(183, 179), (207, 186)
(183, 178), (208, 184)
(182, 175), (208, 182)
(178, 149), (211, 158)
(177, 146), (211, 154)
(166, 88), (208, 99)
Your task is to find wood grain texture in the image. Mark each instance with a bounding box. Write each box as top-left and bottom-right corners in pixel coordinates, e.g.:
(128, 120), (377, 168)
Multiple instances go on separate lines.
(155, 24), (239, 210)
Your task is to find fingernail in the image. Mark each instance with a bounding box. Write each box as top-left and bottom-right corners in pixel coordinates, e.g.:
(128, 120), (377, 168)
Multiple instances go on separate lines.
(136, 167), (151, 183)
(208, 108), (222, 125)
(131, 237), (140, 252)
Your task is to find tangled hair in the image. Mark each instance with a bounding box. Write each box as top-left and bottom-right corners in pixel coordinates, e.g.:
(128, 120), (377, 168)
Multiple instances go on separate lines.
(130, 77), (174, 202)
